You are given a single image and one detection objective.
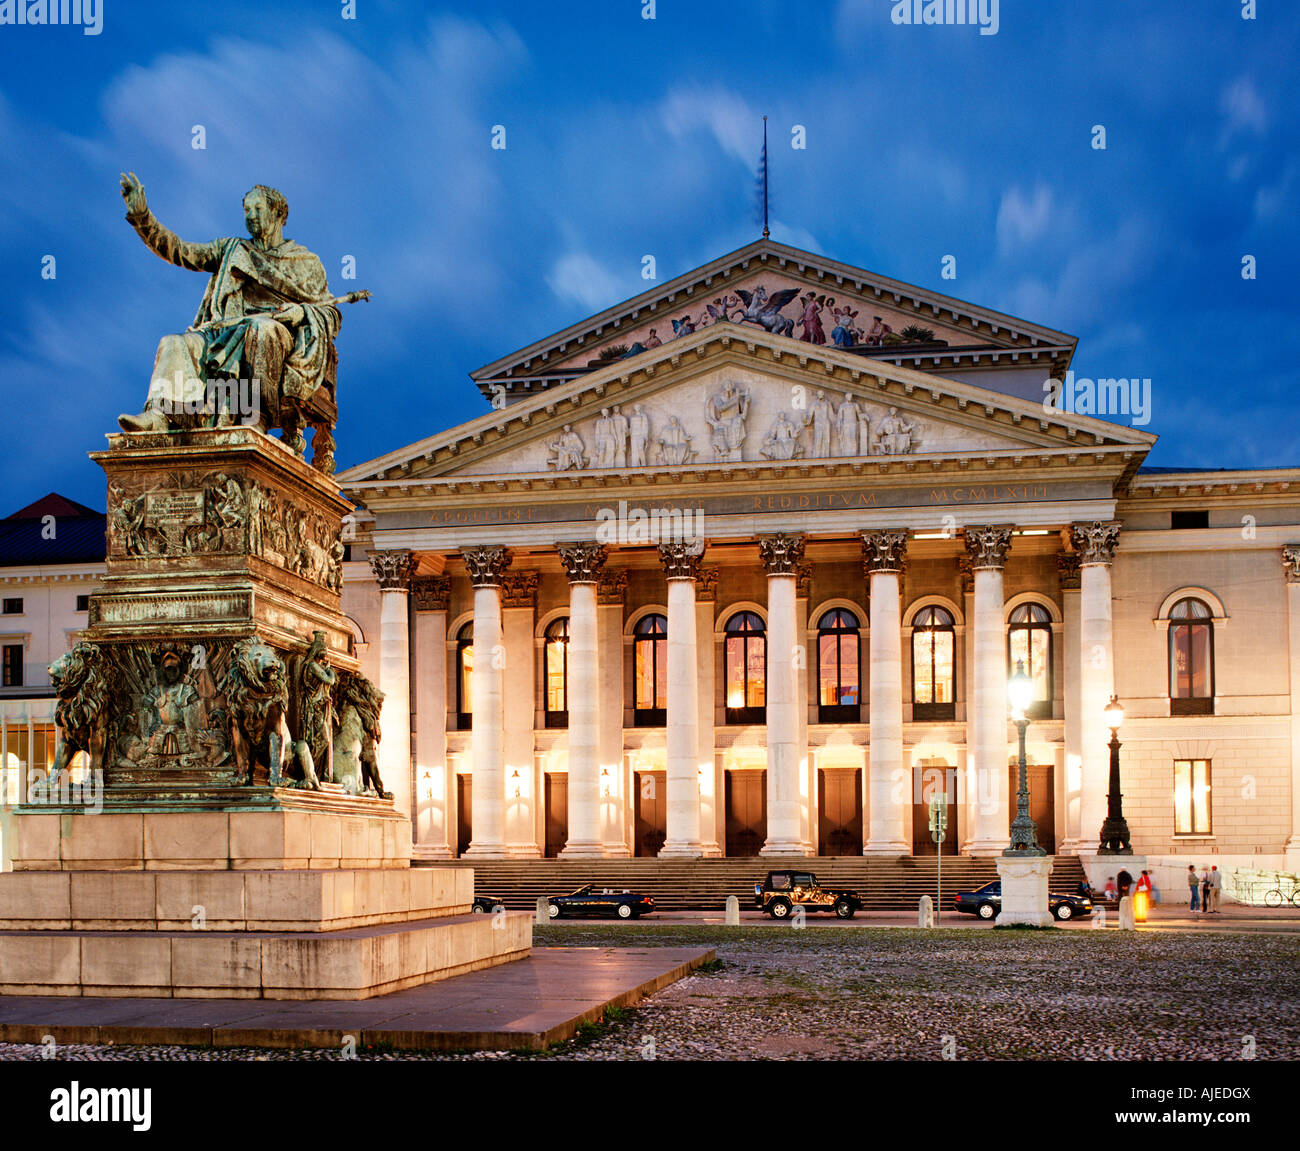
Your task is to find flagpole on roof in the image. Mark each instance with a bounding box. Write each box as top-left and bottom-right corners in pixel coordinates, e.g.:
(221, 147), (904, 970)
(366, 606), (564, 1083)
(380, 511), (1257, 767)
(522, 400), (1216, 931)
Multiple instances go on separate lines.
(762, 115), (770, 239)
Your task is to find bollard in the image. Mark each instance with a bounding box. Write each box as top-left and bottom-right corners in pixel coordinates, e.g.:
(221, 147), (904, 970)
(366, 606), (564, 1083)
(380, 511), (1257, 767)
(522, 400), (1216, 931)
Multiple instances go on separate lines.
(1117, 894), (1136, 930)
(918, 894), (935, 928)
(725, 895), (740, 926)
(536, 896), (549, 926)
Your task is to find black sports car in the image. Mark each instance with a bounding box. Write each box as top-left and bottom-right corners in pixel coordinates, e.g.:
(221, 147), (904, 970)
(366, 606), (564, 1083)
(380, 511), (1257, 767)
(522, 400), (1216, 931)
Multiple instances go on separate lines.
(954, 880), (1094, 921)
(547, 885), (655, 920)
(471, 896), (505, 914)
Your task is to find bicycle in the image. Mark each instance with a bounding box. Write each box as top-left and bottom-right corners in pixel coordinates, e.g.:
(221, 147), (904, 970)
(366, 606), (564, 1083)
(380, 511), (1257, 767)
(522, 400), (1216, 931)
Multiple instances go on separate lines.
(1263, 881), (1300, 908)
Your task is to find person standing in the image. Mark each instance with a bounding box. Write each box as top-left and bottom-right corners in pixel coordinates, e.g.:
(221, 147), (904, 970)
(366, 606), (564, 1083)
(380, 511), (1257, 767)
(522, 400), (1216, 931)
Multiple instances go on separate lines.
(1201, 868), (1212, 914)
(1209, 865), (1222, 913)
(1134, 870), (1152, 921)
(1188, 864), (1200, 912)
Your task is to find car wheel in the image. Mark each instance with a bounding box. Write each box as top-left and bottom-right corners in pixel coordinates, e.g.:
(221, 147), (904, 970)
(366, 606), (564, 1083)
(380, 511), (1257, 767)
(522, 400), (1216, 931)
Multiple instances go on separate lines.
(1055, 903), (1074, 921)
(617, 903), (633, 919)
(834, 899), (855, 919)
(977, 902), (997, 920)
(769, 898), (791, 920)
(471, 903), (486, 914)
(547, 903), (561, 919)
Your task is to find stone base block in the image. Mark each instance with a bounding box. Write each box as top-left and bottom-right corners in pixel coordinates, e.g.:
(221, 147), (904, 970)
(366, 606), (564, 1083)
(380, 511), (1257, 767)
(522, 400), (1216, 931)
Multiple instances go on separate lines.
(0, 866), (473, 932)
(9, 794), (411, 872)
(996, 855), (1055, 927)
(0, 912), (531, 1000)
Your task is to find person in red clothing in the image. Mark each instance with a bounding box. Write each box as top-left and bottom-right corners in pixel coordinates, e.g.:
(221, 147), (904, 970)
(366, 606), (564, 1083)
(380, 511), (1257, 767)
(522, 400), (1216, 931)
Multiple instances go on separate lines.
(1133, 870), (1152, 921)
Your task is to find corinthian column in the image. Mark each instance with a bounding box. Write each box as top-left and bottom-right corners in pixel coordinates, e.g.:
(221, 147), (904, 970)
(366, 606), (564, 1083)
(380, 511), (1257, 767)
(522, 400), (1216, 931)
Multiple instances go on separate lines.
(1057, 553), (1084, 854)
(965, 525), (1014, 857)
(1284, 547), (1300, 867)
(369, 550), (413, 820)
(460, 545), (512, 858)
(557, 542), (608, 857)
(412, 575), (452, 858)
(759, 533), (806, 856)
(862, 529), (909, 855)
(658, 541), (704, 858)
(1071, 521), (1120, 852)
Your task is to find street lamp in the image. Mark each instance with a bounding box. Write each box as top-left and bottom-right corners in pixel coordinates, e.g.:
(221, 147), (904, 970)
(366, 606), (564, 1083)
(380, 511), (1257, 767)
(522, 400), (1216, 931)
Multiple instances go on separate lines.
(1097, 695), (1133, 854)
(1004, 660), (1045, 857)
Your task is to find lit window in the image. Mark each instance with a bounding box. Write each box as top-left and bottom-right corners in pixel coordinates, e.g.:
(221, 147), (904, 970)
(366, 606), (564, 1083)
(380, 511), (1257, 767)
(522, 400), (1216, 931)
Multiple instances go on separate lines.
(633, 614), (667, 726)
(544, 617), (569, 728)
(817, 608), (861, 723)
(1174, 759), (1212, 835)
(724, 611), (766, 724)
(912, 606), (955, 720)
(456, 622), (473, 730)
(1169, 598), (1214, 715)
(1008, 603), (1052, 718)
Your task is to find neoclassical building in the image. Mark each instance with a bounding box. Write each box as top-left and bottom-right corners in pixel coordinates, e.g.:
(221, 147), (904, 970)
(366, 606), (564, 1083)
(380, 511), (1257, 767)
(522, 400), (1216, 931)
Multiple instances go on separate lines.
(338, 239), (1300, 876)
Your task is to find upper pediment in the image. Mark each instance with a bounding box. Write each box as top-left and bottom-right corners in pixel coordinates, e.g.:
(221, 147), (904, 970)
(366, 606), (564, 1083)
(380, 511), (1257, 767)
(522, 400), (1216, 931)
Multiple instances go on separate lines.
(471, 239), (1078, 405)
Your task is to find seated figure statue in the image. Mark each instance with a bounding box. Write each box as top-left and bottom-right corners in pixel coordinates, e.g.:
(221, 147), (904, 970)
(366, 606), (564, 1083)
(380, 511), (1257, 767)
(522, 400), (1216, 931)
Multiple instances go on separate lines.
(117, 173), (343, 458)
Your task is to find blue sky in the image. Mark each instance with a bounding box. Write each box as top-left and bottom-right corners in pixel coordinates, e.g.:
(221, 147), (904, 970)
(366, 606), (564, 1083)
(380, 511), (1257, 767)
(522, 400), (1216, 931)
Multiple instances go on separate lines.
(0, 0), (1295, 511)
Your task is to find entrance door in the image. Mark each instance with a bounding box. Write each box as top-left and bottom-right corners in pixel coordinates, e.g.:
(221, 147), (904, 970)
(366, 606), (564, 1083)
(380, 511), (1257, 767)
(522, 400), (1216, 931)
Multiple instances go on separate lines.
(634, 770), (667, 857)
(456, 774), (472, 857)
(817, 768), (863, 856)
(545, 773), (568, 858)
(912, 764), (958, 856)
(725, 769), (767, 857)
(1008, 763), (1055, 853)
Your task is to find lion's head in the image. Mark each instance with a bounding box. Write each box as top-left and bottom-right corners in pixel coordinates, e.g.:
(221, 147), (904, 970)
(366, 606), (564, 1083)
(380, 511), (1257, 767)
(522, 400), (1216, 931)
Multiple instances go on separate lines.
(334, 671), (384, 742)
(48, 642), (113, 737)
(222, 639), (288, 733)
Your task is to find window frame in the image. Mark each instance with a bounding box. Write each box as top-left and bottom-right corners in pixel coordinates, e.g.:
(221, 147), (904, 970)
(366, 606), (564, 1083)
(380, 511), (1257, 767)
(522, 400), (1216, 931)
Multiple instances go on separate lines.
(911, 605), (956, 721)
(1168, 598), (1215, 716)
(1173, 758), (1212, 836)
(2, 643), (23, 688)
(816, 607), (862, 724)
(543, 616), (570, 729)
(455, 622), (473, 731)
(633, 613), (667, 727)
(723, 611), (767, 726)
(1006, 602), (1053, 721)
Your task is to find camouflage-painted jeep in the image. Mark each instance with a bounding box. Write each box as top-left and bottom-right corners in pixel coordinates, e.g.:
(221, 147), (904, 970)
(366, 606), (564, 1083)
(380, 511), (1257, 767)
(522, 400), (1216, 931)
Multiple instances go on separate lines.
(754, 870), (862, 919)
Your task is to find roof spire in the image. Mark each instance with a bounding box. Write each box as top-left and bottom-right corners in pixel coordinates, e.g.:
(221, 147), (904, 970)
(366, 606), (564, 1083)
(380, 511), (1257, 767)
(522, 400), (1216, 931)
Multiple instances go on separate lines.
(759, 115), (770, 239)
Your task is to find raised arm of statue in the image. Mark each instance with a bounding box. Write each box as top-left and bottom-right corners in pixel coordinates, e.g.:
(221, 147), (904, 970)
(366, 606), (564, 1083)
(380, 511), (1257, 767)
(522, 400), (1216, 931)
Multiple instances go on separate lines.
(120, 171), (221, 274)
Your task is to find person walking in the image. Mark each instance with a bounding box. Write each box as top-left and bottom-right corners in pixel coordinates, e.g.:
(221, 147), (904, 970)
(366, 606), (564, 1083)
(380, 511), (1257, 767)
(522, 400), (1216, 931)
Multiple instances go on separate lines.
(1201, 868), (1212, 914)
(1209, 865), (1222, 913)
(1188, 864), (1200, 912)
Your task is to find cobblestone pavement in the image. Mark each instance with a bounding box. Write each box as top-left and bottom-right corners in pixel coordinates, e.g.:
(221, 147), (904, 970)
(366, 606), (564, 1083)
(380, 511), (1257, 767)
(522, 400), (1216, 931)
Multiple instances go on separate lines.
(2, 925), (1297, 1061)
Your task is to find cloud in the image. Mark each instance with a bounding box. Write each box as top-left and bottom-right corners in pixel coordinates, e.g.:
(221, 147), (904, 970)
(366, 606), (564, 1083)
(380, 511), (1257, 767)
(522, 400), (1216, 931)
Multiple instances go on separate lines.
(1219, 75), (1268, 141)
(995, 183), (1055, 253)
(659, 85), (761, 169)
(546, 252), (629, 313)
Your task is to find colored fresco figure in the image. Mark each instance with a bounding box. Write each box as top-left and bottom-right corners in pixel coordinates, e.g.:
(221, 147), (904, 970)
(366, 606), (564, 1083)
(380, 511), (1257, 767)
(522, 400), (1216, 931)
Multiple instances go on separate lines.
(804, 389), (835, 457)
(658, 415), (693, 465)
(704, 295), (737, 325)
(865, 315), (893, 346)
(549, 424), (586, 471)
(643, 329), (662, 349)
(116, 174), (342, 450)
(798, 293), (827, 344)
(628, 404), (651, 468)
(761, 412), (801, 461)
(831, 304), (861, 348)
(611, 405), (630, 468)
(671, 314), (696, 338)
(705, 380), (750, 461)
(836, 394), (867, 456)
(876, 406), (916, 455)
(733, 285), (799, 337)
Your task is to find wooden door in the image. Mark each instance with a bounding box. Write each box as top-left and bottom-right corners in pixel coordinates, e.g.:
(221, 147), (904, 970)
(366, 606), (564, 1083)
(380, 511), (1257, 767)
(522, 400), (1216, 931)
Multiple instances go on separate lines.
(545, 773), (568, 858)
(912, 764), (958, 856)
(634, 770), (667, 857)
(1008, 763), (1055, 853)
(725, 769), (767, 857)
(456, 774), (472, 857)
(818, 768), (863, 856)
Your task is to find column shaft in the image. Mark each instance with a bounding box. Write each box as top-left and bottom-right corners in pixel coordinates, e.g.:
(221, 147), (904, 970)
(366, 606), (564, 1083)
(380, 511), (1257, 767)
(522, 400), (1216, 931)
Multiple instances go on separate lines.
(661, 576), (702, 856)
(465, 582), (506, 856)
(412, 604), (451, 857)
(1285, 560), (1300, 862)
(1078, 562), (1114, 849)
(865, 570), (908, 854)
(561, 581), (602, 855)
(968, 566), (1009, 854)
(377, 592), (412, 820)
(762, 572), (802, 854)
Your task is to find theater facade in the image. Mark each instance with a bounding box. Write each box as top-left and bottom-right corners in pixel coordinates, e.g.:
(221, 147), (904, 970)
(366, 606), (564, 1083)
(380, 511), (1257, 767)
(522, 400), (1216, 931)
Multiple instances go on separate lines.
(339, 239), (1300, 874)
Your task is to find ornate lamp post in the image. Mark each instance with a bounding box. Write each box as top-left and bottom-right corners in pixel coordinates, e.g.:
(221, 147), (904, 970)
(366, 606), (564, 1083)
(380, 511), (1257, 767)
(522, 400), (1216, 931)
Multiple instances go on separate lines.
(1097, 696), (1133, 854)
(1004, 660), (1045, 857)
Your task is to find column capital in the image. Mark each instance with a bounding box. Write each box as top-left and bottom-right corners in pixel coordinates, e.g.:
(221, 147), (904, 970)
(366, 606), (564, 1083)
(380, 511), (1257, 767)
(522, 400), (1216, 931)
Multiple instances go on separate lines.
(695, 567), (720, 602)
(964, 524), (1014, 570)
(501, 571), (541, 608)
(861, 528), (908, 575)
(1056, 551), (1082, 590)
(658, 540), (705, 581)
(758, 532), (806, 576)
(1070, 521), (1121, 566)
(557, 541), (608, 584)
(597, 569), (628, 605)
(461, 545), (513, 587)
(1283, 545), (1300, 583)
(412, 574), (451, 611)
(369, 549), (413, 591)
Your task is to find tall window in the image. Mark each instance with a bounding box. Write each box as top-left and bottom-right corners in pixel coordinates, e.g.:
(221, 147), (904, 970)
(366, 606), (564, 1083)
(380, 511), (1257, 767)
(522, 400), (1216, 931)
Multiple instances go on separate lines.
(633, 613), (667, 726)
(1008, 603), (1053, 719)
(2, 644), (22, 688)
(456, 622), (473, 730)
(817, 608), (861, 723)
(1174, 759), (1212, 835)
(544, 617), (569, 728)
(912, 606), (955, 721)
(1169, 597), (1214, 715)
(724, 611), (766, 724)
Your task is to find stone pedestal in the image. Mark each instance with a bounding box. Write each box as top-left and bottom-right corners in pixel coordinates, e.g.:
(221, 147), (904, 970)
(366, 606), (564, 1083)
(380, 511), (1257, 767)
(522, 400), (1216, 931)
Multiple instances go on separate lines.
(995, 855), (1055, 927)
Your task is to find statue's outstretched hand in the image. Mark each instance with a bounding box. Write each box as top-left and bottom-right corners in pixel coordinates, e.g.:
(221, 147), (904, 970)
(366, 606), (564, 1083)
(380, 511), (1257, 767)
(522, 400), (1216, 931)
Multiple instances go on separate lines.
(120, 171), (147, 216)
(273, 304), (306, 326)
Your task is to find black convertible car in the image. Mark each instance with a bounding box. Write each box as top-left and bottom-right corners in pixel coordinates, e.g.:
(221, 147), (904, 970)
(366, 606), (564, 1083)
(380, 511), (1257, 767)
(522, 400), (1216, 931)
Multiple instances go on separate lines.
(471, 896), (505, 913)
(954, 880), (1094, 921)
(547, 885), (655, 920)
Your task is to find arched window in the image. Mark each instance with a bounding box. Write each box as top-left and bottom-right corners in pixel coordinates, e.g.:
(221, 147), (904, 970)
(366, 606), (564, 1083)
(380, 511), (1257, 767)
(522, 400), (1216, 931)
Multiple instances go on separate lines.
(456, 622), (473, 730)
(1008, 603), (1053, 719)
(724, 611), (766, 725)
(817, 608), (861, 723)
(1169, 597), (1214, 715)
(633, 613), (667, 727)
(912, 606), (955, 721)
(544, 617), (569, 728)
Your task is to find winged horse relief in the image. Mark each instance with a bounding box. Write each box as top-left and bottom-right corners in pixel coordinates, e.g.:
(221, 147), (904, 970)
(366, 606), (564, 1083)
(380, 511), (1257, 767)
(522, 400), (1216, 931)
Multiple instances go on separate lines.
(732, 286), (800, 337)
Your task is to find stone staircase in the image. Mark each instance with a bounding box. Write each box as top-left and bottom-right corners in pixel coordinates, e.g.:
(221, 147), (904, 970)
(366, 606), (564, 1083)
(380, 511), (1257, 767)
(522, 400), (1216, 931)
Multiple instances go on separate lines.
(424, 855), (1089, 912)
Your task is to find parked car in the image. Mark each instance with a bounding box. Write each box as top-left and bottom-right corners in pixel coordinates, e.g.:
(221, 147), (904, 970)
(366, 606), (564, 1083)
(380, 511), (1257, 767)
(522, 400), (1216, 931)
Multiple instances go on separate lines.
(547, 885), (655, 920)
(953, 880), (1094, 921)
(754, 870), (863, 919)
(471, 895), (505, 914)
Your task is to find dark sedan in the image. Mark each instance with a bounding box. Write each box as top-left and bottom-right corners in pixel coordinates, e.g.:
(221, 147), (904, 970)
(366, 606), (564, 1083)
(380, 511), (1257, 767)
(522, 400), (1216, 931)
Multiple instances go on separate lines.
(954, 880), (1094, 921)
(547, 885), (655, 920)
(471, 895), (505, 914)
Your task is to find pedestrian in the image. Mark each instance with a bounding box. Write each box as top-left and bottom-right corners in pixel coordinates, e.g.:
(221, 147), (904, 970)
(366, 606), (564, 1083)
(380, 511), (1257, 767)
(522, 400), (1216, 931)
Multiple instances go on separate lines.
(1209, 865), (1222, 913)
(1103, 876), (1117, 901)
(1201, 868), (1212, 914)
(1117, 869), (1133, 901)
(1134, 870), (1152, 920)
(1149, 872), (1161, 905)
(1188, 864), (1200, 912)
